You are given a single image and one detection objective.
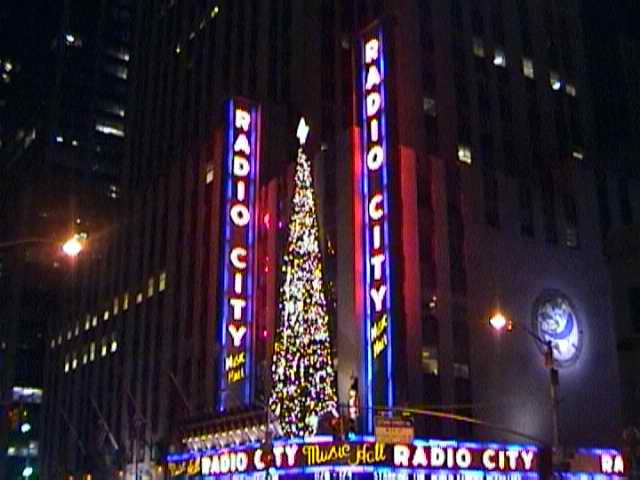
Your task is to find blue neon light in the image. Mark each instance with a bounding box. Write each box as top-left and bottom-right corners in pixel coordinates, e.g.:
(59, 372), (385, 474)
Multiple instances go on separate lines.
(360, 25), (394, 433)
(217, 98), (260, 410)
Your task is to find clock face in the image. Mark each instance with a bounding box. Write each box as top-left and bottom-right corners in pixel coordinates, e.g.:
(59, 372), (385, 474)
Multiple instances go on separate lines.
(532, 291), (583, 367)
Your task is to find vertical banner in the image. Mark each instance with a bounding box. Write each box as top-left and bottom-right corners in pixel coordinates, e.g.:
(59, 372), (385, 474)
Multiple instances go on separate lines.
(218, 98), (261, 410)
(358, 25), (394, 431)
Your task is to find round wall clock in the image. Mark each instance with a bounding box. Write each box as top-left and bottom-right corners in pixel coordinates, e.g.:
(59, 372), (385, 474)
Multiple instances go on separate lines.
(532, 290), (583, 367)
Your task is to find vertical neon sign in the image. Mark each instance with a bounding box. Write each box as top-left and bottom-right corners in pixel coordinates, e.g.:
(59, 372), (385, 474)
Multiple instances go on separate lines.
(360, 26), (394, 431)
(218, 98), (261, 410)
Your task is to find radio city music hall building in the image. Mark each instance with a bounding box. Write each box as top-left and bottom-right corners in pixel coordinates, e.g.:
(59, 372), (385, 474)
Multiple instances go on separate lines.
(41, 1), (626, 479)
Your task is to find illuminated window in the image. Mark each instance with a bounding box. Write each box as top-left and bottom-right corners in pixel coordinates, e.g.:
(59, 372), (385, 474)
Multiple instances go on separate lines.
(147, 278), (154, 298)
(423, 97), (437, 117)
(159, 272), (167, 291)
(550, 71), (562, 90)
(95, 122), (125, 138)
(493, 47), (506, 67)
(210, 5), (220, 18)
(82, 351), (88, 365)
(104, 64), (128, 80)
(457, 145), (472, 165)
(206, 164), (214, 184)
(74, 323), (79, 336)
(453, 362), (470, 379)
(107, 47), (130, 62)
(522, 57), (534, 79)
(103, 310), (110, 321)
(136, 292), (143, 304)
(56, 136), (64, 143)
(66, 330), (71, 340)
(64, 356), (70, 373)
(50, 339), (55, 349)
(572, 150), (584, 160)
(71, 139), (79, 147)
(123, 293), (129, 311)
(92, 315), (98, 327)
(64, 33), (83, 47)
(565, 83), (577, 97)
(72, 354), (78, 370)
(472, 37), (485, 58)
(111, 336), (118, 353)
(101, 340), (108, 357)
(113, 297), (119, 315)
(90, 342), (96, 361)
(175, 44), (181, 55)
(84, 315), (90, 331)
(57, 335), (62, 345)
(109, 184), (119, 199)
(421, 348), (439, 375)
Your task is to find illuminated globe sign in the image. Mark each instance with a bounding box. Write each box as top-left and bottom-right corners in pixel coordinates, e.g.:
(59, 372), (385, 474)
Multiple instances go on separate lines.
(532, 290), (583, 367)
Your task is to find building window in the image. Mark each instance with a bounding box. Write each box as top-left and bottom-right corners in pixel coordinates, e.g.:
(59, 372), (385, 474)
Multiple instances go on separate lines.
(95, 121), (125, 138)
(123, 292), (129, 311)
(472, 37), (485, 58)
(136, 292), (143, 304)
(423, 97), (437, 117)
(422, 348), (439, 375)
(457, 145), (472, 165)
(147, 278), (155, 298)
(565, 83), (577, 97)
(84, 315), (90, 330)
(103, 310), (110, 321)
(101, 340), (108, 357)
(64, 33), (83, 47)
(90, 342), (96, 361)
(550, 71), (562, 90)
(206, 164), (214, 184)
(111, 335), (118, 353)
(64, 356), (70, 373)
(113, 297), (119, 315)
(159, 272), (167, 291)
(522, 57), (535, 79)
(493, 47), (506, 67)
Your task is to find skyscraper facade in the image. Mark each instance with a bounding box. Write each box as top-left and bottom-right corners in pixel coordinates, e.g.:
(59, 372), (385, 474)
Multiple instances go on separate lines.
(0, 0), (132, 478)
(42, 1), (623, 478)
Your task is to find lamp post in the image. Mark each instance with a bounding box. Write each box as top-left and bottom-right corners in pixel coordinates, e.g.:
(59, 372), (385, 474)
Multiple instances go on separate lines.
(0, 232), (87, 257)
(489, 311), (561, 456)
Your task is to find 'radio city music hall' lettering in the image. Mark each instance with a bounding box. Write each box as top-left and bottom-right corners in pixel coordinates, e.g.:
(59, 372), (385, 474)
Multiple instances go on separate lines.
(218, 99), (261, 409)
(359, 26), (394, 428)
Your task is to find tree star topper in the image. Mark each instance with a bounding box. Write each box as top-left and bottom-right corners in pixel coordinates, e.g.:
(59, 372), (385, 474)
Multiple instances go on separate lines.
(297, 117), (310, 145)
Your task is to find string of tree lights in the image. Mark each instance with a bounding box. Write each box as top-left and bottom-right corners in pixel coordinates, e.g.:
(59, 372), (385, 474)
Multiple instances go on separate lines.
(269, 119), (339, 437)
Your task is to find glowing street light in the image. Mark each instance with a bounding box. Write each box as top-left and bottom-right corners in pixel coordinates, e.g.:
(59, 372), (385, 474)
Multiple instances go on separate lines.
(61, 233), (86, 257)
(488, 309), (560, 456)
(489, 311), (508, 331)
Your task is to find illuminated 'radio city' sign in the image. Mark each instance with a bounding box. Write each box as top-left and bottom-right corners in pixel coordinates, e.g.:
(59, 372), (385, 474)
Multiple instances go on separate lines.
(359, 24), (394, 428)
(166, 439), (540, 478)
(218, 98), (261, 409)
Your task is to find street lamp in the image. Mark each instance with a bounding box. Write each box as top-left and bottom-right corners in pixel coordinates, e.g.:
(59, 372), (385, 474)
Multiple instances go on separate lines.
(61, 233), (87, 257)
(0, 233), (87, 257)
(489, 310), (561, 456)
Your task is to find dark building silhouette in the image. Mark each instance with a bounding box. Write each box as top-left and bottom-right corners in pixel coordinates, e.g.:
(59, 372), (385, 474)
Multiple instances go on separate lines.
(582, 0), (640, 434)
(0, 0), (132, 478)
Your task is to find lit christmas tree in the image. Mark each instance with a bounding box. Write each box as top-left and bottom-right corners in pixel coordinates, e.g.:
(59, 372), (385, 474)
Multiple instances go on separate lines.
(269, 118), (338, 437)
